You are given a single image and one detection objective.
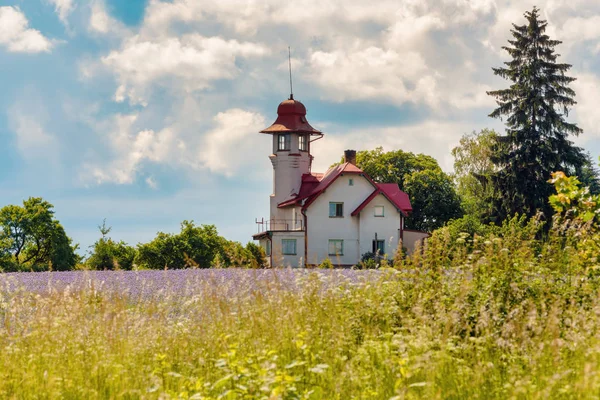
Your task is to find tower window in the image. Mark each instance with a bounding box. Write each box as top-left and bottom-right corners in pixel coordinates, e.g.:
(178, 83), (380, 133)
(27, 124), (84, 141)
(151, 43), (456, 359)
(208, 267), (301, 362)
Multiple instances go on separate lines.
(374, 206), (384, 217)
(278, 134), (291, 151)
(299, 135), (307, 151)
(349, 178), (354, 186)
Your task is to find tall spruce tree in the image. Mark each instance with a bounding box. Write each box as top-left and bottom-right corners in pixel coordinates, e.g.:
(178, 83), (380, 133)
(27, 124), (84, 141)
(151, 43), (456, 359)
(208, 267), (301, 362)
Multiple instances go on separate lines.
(486, 6), (586, 223)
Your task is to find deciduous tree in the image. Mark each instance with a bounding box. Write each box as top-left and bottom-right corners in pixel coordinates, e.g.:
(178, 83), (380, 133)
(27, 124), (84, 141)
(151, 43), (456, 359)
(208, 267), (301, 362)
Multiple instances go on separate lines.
(0, 197), (78, 271)
(452, 129), (498, 218)
(86, 220), (136, 270)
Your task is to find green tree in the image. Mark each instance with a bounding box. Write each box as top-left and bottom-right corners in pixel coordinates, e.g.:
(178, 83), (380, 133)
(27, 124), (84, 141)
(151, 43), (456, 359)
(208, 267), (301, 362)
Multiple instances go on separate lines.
(452, 129), (498, 218)
(403, 169), (463, 231)
(86, 220), (136, 270)
(354, 147), (462, 232)
(135, 221), (228, 269)
(0, 197), (78, 271)
(486, 6), (587, 223)
(244, 242), (268, 268)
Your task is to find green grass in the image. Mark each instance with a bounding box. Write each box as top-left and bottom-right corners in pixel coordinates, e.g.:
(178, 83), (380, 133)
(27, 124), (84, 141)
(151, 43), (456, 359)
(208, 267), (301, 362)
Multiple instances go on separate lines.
(3, 218), (600, 399)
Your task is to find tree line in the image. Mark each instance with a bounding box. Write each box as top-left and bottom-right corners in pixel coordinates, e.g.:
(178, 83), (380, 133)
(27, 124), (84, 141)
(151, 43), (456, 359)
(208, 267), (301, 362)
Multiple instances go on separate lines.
(0, 6), (593, 271)
(0, 204), (266, 272)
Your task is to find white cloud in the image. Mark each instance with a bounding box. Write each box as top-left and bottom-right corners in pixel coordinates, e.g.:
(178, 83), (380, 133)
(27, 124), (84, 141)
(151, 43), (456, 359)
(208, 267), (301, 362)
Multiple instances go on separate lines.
(82, 107), (267, 185)
(102, 34), (269, 104)
(0, 6), (52, 53)
(84, 114), (186, 185)
(308, 47), (433, 107)
(48, 0), (74, 24)
(199, 109), (266, 176)
(89, 0), (128, 36)
(8, 98), (59, 164)
(572, 73), (600, 141)
(145, 176), (158, 189)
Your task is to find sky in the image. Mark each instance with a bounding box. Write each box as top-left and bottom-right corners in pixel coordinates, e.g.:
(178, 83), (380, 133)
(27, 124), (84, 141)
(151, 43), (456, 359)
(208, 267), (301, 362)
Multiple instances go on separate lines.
(1, 0), (600, 254)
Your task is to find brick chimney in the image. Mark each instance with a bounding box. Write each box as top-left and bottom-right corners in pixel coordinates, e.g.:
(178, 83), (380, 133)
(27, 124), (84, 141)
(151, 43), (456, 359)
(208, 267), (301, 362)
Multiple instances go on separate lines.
(344, 149), (357, 165)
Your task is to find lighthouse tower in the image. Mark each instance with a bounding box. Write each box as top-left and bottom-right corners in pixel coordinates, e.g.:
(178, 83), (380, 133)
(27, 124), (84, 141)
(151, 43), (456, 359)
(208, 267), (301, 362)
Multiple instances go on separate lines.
(260, 95), (323, 222)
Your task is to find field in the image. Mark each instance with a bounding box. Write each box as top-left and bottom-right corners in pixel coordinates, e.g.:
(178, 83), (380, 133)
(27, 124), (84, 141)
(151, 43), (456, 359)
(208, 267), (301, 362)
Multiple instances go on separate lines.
(3, 222), (600, 399)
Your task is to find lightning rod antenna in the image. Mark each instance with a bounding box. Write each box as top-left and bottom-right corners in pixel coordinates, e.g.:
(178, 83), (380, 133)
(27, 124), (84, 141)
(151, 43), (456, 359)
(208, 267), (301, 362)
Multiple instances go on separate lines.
(288, 46), (294, 100)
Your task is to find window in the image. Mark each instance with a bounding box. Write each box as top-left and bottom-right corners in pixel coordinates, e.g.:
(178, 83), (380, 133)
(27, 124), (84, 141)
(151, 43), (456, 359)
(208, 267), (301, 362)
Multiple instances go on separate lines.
(349, 178), (354, 186)
(328, 240), (344, 256)
(265, 241), (271, 256)
(299, 135), (307, 151)
(329, 202), (343, 217)
(373, 240), (385, 255)
(278, 134), (291, 151)
(282, 239), (296, 255)
(374, 206), (384, 217)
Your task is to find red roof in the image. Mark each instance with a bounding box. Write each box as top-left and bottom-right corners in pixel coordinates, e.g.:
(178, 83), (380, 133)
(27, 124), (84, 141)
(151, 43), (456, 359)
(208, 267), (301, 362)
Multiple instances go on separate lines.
(260, 97), (322, 135)
(351, 183), (412, 217)
(278, 162), (412, 216)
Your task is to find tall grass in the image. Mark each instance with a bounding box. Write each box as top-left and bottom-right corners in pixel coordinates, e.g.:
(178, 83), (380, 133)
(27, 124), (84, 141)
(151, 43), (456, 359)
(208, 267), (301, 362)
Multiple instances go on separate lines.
(2, 217), (600, 398)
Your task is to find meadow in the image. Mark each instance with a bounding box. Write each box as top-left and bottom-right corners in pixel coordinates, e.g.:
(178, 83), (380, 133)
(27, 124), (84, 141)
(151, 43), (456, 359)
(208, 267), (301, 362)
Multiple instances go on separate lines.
(2, 215), (600, 400)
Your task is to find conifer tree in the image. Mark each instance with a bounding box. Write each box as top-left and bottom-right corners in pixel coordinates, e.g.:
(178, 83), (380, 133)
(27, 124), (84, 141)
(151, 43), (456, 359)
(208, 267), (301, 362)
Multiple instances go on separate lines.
(486, 6), (586, 223)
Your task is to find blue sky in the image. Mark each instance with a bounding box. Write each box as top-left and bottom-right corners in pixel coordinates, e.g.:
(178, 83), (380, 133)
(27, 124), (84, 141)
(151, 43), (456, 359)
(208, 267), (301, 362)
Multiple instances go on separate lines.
(1, 0), (600, 254)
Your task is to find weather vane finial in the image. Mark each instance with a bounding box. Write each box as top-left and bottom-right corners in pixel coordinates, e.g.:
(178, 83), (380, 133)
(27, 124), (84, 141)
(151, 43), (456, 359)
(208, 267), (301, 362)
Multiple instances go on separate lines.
(288, 46), (294, 100)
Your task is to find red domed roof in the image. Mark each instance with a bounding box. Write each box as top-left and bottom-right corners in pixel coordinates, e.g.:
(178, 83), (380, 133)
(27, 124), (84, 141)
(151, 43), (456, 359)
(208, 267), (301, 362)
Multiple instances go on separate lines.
(260, 96), (322, 134)
(277, 98), (307, 115)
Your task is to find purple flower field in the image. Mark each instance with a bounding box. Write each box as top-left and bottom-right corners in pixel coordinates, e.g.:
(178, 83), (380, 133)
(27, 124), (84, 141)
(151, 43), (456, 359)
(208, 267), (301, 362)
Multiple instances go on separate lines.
(0, 269), (380, 299)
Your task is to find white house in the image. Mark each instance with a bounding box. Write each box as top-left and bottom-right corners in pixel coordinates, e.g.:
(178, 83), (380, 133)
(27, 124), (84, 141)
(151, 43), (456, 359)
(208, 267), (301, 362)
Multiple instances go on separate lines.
(253, 95), (429, 267)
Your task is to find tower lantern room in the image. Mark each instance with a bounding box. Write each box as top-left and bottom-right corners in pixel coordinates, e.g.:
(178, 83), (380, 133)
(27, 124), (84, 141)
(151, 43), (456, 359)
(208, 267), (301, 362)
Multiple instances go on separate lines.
(260, 95), (323, 220)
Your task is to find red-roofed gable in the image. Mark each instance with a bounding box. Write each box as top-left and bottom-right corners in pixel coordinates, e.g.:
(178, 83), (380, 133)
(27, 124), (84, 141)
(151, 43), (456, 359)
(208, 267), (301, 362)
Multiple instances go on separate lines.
(351, 183), (412, 217)
(277, 162), (371, 209)
(377, 183), (412, 213)
(277, 162), (412, 216)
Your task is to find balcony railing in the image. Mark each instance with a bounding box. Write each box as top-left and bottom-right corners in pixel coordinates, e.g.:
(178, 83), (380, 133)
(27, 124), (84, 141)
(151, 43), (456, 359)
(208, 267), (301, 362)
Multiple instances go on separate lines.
(255, 218), (304, 233)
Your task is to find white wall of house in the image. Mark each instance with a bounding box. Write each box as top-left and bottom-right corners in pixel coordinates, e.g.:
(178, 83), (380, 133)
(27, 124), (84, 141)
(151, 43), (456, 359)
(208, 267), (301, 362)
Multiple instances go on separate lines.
(358, 193), (402, 259)
(305, 174), (373, 266)
(403, 230), (430, 254)
(270, 231), (305, 267)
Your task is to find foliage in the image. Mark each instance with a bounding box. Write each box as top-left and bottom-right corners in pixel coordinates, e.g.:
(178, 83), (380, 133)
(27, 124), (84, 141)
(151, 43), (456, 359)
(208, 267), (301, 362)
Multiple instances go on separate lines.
(317, 258), (334, 269)
(0, 197), (77, 271)
(358, 252), (385, 269)
(354, 147), (462, 232)
(403, 168), (463, 232)
(352, 147), (439, 188)
(135, 221), (226, 269)
(245, 242), (268, 268)
(451, 129), (498, 217)
(548, 170), (600, 268)
(441, 214), (496, 244)
(135, 221), (261, 269)
(86, 220), (136, 270)
(486, 6), (587, 224)
(549, 171), (600, 224)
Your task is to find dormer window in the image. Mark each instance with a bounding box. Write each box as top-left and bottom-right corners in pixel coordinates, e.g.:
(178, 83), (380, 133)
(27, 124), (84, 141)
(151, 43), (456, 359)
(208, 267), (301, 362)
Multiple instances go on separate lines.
(299, 135), (307, 151)
(278, 134), (291, 151)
